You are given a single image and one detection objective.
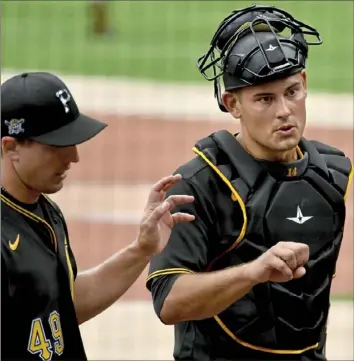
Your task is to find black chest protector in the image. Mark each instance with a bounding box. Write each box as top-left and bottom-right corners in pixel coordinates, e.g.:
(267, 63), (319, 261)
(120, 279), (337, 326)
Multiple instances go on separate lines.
(193, 130), (352, 355)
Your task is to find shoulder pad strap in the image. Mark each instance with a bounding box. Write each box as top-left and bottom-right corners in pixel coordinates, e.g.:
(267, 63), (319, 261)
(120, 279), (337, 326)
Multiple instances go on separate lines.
(327, 157), (353, 199)
(195, 133), (218, 152)
(211, 130), (264, 190)
(310, 140), (345, 157)
(308, 140), (353, 198)
(193, 130), (264, 202)
(174, 155), (209, 180)
(194, 132), (226, 167)
(324, 154), (351, 176)
(300, 138), (330, 178)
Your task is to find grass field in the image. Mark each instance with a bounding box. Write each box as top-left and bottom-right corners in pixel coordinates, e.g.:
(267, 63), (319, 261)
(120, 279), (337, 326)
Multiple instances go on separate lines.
(2, 1), (353, 93)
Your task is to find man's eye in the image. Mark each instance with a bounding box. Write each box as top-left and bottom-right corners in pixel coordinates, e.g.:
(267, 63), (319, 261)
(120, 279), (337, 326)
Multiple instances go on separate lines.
(259, 96), (272, 104)
(287, 89), (297, 97)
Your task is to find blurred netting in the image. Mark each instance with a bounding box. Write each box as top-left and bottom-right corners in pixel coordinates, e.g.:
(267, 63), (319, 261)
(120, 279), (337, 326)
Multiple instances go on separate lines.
(2, 1), (353, 359)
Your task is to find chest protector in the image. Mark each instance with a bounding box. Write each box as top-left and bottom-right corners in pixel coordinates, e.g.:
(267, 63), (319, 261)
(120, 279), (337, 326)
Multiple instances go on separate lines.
(193, 130), (353, 355)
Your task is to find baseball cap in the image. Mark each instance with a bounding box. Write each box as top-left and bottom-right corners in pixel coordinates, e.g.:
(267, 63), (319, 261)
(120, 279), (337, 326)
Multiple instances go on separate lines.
(1, 72), (107, 146)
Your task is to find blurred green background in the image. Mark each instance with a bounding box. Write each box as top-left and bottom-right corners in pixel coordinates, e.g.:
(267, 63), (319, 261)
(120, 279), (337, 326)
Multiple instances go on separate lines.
(2, 3), (353, 358)
(2, 1), (353, 93)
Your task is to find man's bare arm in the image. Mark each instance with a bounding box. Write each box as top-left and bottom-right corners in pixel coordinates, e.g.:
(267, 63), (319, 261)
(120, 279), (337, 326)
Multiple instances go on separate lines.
(74, 241), (150, 324)
(160, 242), (309, 324)
(71, 174), (195, 325)
(160, 264), (255, 324)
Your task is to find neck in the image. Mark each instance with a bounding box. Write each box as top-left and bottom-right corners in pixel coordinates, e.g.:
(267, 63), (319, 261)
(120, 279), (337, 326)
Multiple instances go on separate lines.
(1, 161), (40, 204)
(236, 133), (298, 163)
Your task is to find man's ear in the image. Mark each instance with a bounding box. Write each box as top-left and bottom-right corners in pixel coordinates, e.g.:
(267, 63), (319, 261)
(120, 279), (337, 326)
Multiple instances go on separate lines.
(221, 91), (242, 118)
(1, 137), (20, 159)
(300, 71), (307, 93)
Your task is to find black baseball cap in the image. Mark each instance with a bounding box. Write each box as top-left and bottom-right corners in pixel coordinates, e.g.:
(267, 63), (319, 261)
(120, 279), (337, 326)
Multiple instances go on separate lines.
(1, 72), (107, 146)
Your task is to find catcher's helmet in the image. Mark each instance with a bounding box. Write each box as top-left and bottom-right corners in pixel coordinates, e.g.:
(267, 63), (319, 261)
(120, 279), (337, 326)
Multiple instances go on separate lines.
(196, 4), (323, 112)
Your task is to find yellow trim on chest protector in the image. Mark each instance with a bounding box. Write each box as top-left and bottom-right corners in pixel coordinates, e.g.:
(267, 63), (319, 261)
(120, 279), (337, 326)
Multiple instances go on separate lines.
(192, 146), (247, 249)
(214, 314), (318, 354)
(344, 163), (354, 202)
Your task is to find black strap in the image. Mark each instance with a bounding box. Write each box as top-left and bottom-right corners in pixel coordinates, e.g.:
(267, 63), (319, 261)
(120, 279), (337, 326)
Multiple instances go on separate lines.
(212, 130), (264, 191)
(304, 138), (352, 195)
(300, 138), (329, 179)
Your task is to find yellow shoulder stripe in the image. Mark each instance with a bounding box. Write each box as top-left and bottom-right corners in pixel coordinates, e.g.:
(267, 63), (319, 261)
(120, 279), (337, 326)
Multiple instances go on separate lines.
(344, 163), (354, 202)
(1, 195), (58, 252)
(64, 237), (75, 301)
(146, 268), (193, 283)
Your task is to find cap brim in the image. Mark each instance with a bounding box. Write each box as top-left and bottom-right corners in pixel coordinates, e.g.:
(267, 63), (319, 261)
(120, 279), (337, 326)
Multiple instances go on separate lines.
(30, 114), (107, 147)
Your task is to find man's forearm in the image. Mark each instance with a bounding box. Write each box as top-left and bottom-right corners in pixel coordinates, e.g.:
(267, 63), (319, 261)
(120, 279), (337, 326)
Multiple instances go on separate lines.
(74, 241), (150, 324)
(160, 263), (257, 324)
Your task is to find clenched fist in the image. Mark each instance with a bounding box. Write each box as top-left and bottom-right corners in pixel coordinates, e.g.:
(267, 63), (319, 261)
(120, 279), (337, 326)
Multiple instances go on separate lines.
(247, 241), (310, 284)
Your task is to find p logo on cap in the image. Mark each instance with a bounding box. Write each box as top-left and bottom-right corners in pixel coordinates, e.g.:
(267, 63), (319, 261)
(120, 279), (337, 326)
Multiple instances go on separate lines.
(56, 89), (72, 114)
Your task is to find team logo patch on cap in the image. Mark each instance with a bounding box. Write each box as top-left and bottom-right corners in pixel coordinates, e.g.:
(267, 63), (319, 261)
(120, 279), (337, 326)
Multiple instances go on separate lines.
(56, 89), (72, 114)
(4, 118), (25, 135)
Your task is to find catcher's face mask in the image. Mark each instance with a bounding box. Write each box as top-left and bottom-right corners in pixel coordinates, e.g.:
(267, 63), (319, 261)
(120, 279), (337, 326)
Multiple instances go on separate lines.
(196, 4), (322, 112)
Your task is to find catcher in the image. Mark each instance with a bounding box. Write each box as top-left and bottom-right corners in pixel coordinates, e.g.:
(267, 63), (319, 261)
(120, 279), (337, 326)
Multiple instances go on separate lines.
(146, 4), (353, 361)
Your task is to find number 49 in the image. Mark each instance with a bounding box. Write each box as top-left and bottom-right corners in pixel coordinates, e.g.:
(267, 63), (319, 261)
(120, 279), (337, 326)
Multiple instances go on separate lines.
(27, 311), (64, 361)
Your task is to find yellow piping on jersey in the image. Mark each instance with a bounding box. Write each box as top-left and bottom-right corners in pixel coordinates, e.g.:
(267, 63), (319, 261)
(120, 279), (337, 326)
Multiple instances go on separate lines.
(192, 146), (247, 252)
(64, 237), (75, 300)
(43, 194), (77, 294)
(146, 268), (193, 283)
(334, 162), (354, 281)
(214, 315), (319, 354)
(344, 163), (354, 202)
(2, 194), (76, 299)
(1, 195), (58, 252)
(296, 146), (304, 159)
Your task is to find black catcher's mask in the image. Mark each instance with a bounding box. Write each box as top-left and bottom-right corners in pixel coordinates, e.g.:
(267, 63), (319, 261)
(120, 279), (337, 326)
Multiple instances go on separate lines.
(196, 4), (322, 112)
